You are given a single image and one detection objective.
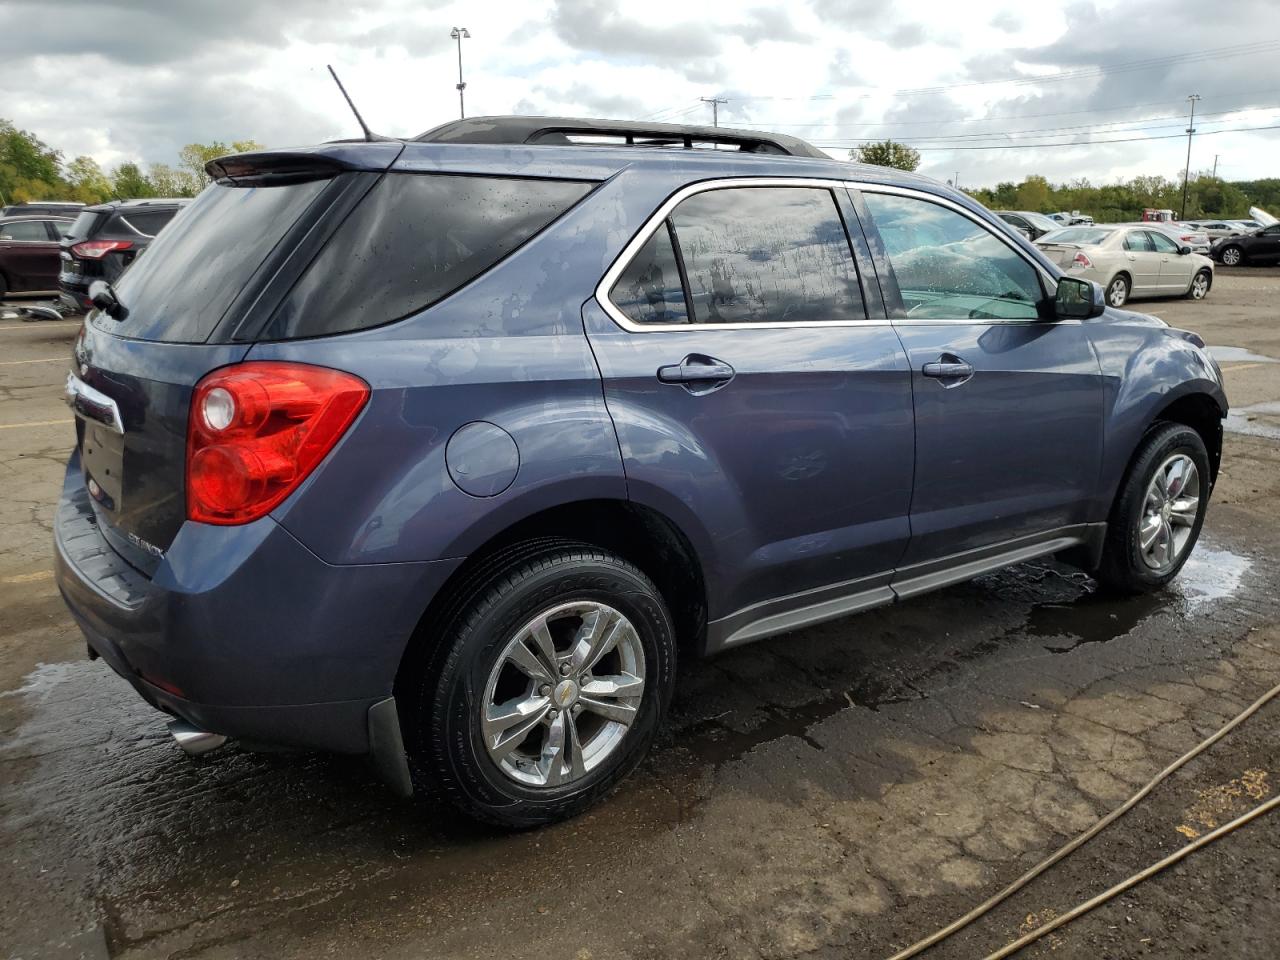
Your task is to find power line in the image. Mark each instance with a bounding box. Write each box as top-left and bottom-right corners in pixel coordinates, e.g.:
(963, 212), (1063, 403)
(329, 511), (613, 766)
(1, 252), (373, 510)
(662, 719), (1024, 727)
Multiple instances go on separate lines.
(812, 121), (1280, 151)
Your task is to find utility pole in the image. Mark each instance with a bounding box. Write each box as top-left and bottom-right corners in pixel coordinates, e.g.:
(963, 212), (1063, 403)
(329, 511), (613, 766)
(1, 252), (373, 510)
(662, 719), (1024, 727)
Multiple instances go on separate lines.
(954, 171), (960, 191)
(700, 97), (728, 127)
(1212, 154), (1220, 179)
(451, 26), (471, 120)
(1181, 93), (1200, 219)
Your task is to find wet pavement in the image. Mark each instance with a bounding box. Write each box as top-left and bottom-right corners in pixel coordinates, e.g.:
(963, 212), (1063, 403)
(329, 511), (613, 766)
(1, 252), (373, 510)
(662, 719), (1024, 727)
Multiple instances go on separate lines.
(3, 271), (1280, 959)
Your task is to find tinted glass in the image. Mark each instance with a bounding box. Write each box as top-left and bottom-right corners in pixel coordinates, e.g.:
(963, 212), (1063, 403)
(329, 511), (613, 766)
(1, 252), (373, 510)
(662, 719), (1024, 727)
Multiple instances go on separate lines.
(49, 219), (72, 237)
(0, 221), (49, 241)
(266, 174), (593, 340)
(611, 222), (688, 324)
(1040, 227), (1112, 245)
(1022, 211), (1061, 232)
(1148, 231), (1179, 253)
(118, 210), (178, 236)
(64, 210), (104, 241)
(865, 192), (1043, 320)
(97, 178), (328, 343)
(1123, 232), (1155, 252)
(669, 187), (863, 324)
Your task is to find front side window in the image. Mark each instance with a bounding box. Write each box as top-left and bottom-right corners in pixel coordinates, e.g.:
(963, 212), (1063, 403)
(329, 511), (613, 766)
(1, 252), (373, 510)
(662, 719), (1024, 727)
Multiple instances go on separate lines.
(864, 192), (1043, 320)
(667, 186), (865, 324)
(1149, 231), (1179, 253)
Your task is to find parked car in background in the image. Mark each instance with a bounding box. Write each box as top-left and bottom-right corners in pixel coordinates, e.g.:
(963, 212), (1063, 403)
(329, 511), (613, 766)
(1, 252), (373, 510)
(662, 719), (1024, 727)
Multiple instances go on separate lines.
(0, 215), (74, 299)
(0, 200), (83, 219)
(56, 117), (1226, 828)
(1211, 222), (1280, 266)
(995, 210), (1061, 240)
(58, 198), (189, 311)
(1142, 222), (1211, 255)
(1142, 208), (1176, 222)
(1037, 224), (1214, 306)
(1232, 219), (1261, 231)
(1186, 220), (1246, 241)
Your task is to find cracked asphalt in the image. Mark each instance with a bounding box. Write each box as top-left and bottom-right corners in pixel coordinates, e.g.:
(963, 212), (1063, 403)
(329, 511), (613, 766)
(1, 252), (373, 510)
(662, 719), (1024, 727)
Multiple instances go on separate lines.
(2, 269), (1279, 960)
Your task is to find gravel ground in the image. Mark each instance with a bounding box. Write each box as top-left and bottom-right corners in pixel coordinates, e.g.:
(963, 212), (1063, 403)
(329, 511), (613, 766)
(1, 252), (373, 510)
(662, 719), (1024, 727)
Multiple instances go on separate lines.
(1, 268), (1278, 960)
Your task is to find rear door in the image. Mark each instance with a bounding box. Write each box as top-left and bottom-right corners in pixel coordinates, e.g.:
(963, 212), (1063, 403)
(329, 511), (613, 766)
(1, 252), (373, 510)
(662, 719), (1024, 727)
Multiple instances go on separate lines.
(856, 187), (1104, 583)
(0, 219), (59, 290)
(1253, 223), (1280, 262)
(585, 180), (915, 632)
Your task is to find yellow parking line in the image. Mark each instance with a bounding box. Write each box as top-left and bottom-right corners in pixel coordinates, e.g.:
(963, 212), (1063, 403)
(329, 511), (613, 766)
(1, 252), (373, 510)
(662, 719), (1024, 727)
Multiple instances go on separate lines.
(1220, 361), (1269, 371)
(0, 418), (73, 430)
(0, 357), (66, 366)
(0, 321), (82, 331)
(1, 570), (53, 584)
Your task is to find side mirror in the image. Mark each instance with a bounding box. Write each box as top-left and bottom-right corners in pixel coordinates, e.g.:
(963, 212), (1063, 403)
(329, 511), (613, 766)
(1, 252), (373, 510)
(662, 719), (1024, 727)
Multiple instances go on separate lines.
(1055, 277), (1106, 319)
(88, 280), (128, 321)
(1178, 245), (1192, 255)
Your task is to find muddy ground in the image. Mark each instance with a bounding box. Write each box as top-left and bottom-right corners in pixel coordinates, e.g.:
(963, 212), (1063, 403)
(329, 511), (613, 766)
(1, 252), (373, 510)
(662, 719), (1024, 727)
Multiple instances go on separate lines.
(2, 268), (1279, 960)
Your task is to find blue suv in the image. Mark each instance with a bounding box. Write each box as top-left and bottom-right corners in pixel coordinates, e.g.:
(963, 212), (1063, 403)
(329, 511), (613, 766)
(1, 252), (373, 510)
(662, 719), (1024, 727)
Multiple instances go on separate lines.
(55, 118), (1226, 826)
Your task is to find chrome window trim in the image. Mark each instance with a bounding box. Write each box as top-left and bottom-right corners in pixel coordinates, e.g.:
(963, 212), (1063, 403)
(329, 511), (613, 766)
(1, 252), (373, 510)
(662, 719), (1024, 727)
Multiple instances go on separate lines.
(595, 177), (885, 333)
(595, 176), (1067, 334)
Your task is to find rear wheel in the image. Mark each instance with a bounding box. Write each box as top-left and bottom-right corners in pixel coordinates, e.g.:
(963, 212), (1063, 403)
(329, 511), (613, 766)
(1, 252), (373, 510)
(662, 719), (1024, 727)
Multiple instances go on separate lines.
(1185, 269), (1212, 300)
(0, 272), (8, 300)
(1095, 423), (1210, 594)
(1106, 274), (1130, 307)
(408, 543), (676, 828)
(1219, 245), (1244, 267)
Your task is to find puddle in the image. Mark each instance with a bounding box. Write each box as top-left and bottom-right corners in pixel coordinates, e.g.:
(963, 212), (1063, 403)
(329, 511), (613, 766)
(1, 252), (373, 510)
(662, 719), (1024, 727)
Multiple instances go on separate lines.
(0, 661), (81, 700)
(1208, 345), (1279, 364)
(1175, 544), (1252, 606)
(1225, 402), (1280, 440)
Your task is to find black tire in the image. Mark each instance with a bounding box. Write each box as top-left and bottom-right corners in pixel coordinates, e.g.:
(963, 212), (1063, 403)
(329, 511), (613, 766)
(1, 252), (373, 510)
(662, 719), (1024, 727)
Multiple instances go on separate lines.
(0, 271), (8, 300)
(1105, 273), (1130, 307)
(1218, 245), (1244, 267)
(1184, 269), (1212, 300)
(406, 542), (676, 828)
(1095, 422), (1210, 594)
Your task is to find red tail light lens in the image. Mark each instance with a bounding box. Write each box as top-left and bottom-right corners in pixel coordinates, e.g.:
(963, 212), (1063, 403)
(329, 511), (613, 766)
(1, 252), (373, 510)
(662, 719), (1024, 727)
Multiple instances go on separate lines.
(187, 362), (369, 525)
(1072, 251), (1093, 268)
(71, 239), (133, 259)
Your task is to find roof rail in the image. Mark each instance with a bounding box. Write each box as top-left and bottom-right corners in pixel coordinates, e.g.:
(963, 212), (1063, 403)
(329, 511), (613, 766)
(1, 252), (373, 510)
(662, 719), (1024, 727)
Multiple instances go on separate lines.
(412, 116), (830, 160)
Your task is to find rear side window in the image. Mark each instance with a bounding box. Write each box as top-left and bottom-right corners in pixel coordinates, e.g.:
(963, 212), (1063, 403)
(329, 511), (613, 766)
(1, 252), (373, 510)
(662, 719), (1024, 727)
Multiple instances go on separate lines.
(64, 210), (105, 241)
(0, 221), (49, 241)
(865, 192), (1043, 320)
(100, 179), (328, 343)
(669, 187), (865, 324)
(264, 174), (594, 340)
(1124, 232), (1155, 252)
(117, 210), (178, 237)
(610, 223), (689, 325)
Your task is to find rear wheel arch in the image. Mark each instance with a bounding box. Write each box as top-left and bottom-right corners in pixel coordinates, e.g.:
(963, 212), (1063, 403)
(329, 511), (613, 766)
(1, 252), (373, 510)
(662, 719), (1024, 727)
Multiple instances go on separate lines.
(393, 498), (708, 720)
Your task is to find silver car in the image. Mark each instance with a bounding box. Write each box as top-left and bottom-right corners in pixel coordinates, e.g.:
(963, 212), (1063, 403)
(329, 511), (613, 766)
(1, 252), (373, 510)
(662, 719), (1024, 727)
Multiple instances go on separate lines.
(1036, 225), (1214, 307)
(1187, 220), (1247, 241)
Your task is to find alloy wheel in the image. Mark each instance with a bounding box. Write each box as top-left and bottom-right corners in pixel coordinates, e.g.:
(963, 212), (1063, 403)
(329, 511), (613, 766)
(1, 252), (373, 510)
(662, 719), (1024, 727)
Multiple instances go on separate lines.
(480, 600), (645, 787)
(1190, 273), (1210, 299)
(1108, 277), (1128, 307)
(1137, 454), (1200, 572)
(1221, 247), (1242, 266)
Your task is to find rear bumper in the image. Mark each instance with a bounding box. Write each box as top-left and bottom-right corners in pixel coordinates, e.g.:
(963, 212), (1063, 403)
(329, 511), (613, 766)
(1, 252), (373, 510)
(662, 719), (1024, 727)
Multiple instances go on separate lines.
(58, 277), (94, 311)
(54, 452), (459, 771)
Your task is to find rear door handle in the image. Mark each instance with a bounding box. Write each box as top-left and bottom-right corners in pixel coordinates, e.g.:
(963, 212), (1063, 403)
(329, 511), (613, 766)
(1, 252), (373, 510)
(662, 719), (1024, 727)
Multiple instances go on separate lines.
(657, 354), (736, 394)
(922, 355), (974, 386)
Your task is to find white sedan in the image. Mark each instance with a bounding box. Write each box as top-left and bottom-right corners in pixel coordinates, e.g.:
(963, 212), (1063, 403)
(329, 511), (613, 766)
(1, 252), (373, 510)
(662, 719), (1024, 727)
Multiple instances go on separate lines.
(1036, 225), (1215, 307)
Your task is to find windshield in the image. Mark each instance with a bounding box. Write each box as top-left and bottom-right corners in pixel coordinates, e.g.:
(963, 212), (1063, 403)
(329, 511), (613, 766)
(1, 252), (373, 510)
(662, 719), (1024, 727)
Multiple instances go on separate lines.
(1020, 211), (1060, 232)
(1038, 227), (1112, 245)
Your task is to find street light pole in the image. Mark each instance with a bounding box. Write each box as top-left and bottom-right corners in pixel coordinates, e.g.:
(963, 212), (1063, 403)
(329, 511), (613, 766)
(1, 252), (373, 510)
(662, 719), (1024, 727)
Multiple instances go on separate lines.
(451, 27), (470, 120)
(1181, 93), (1200, 219)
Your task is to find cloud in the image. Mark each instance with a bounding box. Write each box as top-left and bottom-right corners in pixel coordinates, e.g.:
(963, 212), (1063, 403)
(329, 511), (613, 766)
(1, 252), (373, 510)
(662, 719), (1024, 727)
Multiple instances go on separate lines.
(549, 0), (721, 61)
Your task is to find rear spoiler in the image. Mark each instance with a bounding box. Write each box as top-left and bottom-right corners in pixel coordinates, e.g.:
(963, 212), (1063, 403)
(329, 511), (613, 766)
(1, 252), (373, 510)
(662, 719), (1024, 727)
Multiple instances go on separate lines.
(205, 144), (404, 186)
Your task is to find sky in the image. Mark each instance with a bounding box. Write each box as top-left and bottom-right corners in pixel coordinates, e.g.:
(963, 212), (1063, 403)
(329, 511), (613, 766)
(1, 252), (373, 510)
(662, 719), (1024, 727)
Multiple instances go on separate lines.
(2, 0), (1279, 188)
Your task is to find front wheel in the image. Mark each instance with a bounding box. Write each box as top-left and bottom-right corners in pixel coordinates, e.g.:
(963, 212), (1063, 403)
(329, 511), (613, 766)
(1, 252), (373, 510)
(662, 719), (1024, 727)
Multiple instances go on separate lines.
(1185, 269), (1212, 300)
(1095, 423), (1210, 594)
(1106, 274), (1130, 307)
(409, 543), (676, 828)
(1219, 245), (1244, 267)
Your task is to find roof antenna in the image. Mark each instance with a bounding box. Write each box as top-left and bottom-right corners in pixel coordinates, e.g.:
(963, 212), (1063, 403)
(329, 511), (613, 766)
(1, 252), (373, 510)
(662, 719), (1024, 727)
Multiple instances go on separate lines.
(327, 64), (380, 142)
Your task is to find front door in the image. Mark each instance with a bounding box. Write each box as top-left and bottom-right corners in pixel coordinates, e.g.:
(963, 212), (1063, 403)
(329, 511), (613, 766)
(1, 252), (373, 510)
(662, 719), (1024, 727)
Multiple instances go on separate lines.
(1121, 229), (1162, 294)
(1149, 229), (1194, 292)
(585, 182), (916, 628)
(856, 189), (1104, 575)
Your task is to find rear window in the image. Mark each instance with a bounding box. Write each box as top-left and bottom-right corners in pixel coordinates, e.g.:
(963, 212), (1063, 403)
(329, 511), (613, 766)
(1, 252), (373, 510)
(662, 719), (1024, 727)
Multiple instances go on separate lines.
(96, 179), (328, 343)
(262, 174), (594, 340)
(1039, 227), (1112, 245)
(64, 210), (105, 241)
(116, 209), (179, 237)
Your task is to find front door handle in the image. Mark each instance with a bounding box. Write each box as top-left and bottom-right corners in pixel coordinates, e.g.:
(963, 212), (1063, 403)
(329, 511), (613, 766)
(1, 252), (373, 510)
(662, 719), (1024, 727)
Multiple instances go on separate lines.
(922, 354), (974, 386)
(657, 354), (736, 394)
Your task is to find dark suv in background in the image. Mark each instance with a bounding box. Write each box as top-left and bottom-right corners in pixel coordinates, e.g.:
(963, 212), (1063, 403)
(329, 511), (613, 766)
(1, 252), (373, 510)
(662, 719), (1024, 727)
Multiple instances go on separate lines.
(55, 118), (1226, 828)
(58, 198), (188, 310)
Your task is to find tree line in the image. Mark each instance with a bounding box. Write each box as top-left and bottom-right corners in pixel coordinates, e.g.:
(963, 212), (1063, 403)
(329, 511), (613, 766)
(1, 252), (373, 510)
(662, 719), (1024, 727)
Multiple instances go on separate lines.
(1, 117), (261, 206)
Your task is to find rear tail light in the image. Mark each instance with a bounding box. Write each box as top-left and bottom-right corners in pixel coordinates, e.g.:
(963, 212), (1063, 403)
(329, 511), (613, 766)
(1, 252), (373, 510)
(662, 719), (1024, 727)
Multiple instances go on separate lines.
(186, 362), (369, 525)
(1072, 251), (1093, 269)
(70, 239), (133, 259)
